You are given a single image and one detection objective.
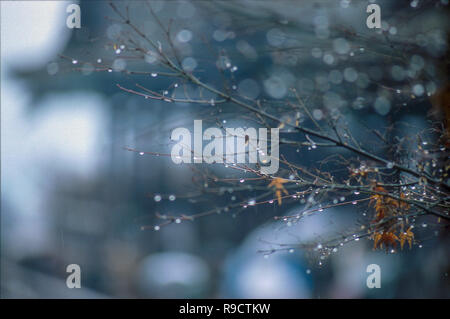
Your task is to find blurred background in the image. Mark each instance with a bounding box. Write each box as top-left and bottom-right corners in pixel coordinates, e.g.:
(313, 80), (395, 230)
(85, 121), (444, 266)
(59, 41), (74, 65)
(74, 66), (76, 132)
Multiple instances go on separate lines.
(1, 0), (449, 298)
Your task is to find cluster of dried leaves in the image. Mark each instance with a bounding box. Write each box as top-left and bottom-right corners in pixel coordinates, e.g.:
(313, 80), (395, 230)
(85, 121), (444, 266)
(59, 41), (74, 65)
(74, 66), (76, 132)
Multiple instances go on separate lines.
(370, 185), (414, 251)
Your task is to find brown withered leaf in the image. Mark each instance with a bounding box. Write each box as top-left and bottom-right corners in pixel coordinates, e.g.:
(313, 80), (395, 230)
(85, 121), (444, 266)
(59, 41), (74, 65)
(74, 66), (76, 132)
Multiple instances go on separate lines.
(399, 227), (414, 250)
(268, 177), (289, 205)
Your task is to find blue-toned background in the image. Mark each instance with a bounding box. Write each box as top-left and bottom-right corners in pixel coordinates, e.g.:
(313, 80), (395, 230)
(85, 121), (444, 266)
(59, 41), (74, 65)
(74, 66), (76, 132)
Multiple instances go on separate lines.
(1, 0), (449, 298)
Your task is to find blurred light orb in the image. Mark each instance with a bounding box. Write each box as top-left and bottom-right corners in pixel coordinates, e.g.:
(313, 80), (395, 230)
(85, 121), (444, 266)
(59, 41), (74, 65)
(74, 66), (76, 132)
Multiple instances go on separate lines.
(313, 109), (324, 120)
(2, 1), (71, 70)
(412, 83), (425, 96)
(389, 26), (398, 35)
(323, 53), (335, 65)
(138, 252), (210, 297)
(182, 57), (198, 72)
(374, 96), (391, 115)
(177, 29), (193, 43)
(176, 2), (196, 19)
(112, 59), (126, 72)
(410, 55), (425, 71)
(107, 23), (122, 40)
(266, 28), (285, 47)
(323, 91), (344, 109)
(236, 40), (258, 60)
(313, 15), (329, 28)
(356, 73), (370, 89)
(329, 70), (343, 84)
(234, 258), (311, 298)
(344, 67), (358, 82)
(213, 29), (228, 42)
(333, 38), (350, 55)
(391, 65), (406, 81)
(264, 76), (287, 99)
(238, 79), (260, 99)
